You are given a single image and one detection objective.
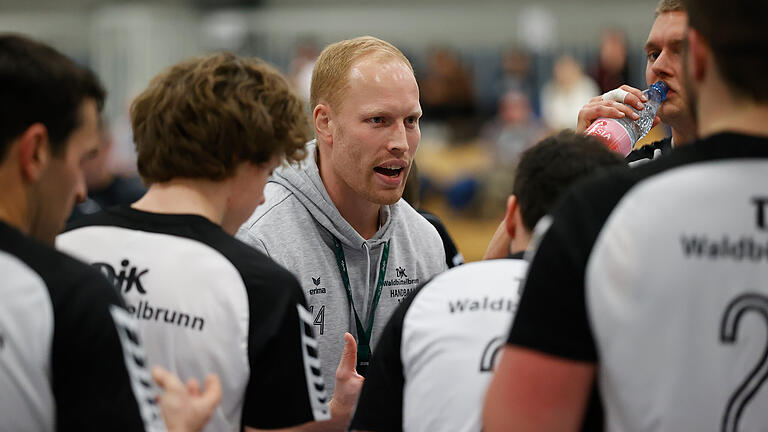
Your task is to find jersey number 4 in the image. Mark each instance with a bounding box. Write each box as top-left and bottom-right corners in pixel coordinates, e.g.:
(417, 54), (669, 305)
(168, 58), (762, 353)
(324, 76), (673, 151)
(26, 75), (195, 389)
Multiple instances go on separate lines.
(308, 305), (325, 335)
(720, 293), (768, 432)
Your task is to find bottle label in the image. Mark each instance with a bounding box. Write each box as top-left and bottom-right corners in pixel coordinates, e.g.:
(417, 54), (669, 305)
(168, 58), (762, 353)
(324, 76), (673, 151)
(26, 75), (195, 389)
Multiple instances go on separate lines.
(585, 119), (633, 156)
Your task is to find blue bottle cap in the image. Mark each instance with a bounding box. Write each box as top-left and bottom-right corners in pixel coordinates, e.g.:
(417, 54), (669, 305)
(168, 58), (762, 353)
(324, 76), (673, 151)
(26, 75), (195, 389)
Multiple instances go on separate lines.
(650, 81), (669, 101)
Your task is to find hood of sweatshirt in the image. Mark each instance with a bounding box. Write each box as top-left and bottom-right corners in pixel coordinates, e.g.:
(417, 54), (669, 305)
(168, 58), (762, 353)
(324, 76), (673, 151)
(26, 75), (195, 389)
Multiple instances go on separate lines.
(269, 140), (396, 251)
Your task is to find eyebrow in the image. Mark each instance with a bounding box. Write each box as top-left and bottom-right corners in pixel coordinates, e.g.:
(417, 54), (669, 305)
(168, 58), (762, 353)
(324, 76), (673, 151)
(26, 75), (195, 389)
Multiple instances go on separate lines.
(645, 38), (685, 52)
(360, 108), (422, 118)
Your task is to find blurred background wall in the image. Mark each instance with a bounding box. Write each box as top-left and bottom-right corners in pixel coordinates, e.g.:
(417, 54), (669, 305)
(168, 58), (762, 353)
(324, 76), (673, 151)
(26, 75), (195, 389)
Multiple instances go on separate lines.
(1, 0), (662, 260)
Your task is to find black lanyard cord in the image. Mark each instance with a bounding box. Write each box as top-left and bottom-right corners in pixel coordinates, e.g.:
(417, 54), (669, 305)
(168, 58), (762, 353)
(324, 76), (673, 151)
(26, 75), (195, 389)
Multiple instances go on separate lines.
(331, 235), (390, 375)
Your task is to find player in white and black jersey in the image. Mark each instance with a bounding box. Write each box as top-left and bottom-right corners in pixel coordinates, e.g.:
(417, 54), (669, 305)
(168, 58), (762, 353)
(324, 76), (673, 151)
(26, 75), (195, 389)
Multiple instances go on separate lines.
(575, 0), (697, 165)
(0, 34), (219, 432)
(350, 133), (625, 432)
(484, 0), (768, 429)
(57, 53), (332, 431)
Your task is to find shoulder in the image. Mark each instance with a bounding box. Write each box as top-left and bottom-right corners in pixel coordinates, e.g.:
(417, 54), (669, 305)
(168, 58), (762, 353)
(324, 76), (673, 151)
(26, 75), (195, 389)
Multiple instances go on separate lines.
(393, 201), (442, 243)
(10, 233), (125, 319)
(241, 182), (298, 230)
(64, 207), (125, 233)
(626, 137), (672, 164)
(185, 225), (302, 301)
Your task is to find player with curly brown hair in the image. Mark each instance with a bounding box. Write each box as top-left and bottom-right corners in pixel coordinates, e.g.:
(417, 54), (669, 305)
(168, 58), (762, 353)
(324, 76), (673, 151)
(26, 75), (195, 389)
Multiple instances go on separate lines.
(57, 53), (330, 432)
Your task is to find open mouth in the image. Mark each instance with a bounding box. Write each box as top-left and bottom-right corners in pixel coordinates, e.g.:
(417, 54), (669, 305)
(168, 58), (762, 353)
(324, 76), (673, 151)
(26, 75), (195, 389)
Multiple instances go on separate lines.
(374, 166), (404, 177)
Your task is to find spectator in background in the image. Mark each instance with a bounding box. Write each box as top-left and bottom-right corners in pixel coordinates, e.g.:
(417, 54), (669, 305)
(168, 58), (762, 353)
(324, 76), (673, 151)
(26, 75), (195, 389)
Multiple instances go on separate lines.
(482, 90), (546, 168)
(289, 36), (319, 105)
(69, 119), (146, 221)
(540, 55), (600, 130)
(419, 47), (476, 141)
(591, 29), (630, 94)
(479, 90), (547, 216)
(497, 47), (540, 116)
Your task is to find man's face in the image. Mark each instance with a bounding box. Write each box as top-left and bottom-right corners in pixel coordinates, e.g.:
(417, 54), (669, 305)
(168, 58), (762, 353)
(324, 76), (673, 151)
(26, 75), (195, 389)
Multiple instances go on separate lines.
(645, 11), (691, 125)
(32, 99), (100, 244)
(326, 56), (421, 206)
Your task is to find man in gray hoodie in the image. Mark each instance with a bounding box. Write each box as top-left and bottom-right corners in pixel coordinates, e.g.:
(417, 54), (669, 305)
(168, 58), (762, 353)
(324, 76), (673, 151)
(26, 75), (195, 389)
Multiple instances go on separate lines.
(237, 36), (447, 403)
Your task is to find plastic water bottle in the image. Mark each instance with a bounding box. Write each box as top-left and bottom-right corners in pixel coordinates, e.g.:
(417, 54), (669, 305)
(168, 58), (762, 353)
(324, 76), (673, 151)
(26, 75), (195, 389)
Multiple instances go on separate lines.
(585, 81), (669, 156)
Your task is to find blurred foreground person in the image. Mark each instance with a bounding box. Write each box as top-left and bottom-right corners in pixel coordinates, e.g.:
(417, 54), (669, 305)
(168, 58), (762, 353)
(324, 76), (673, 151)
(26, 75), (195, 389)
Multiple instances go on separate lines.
(485, 0), (768, 429)
(350, 132), (624, 432)
(576, 0), (697, 164)
(0, 34), (219, 432)
(58, 53), (329, 431)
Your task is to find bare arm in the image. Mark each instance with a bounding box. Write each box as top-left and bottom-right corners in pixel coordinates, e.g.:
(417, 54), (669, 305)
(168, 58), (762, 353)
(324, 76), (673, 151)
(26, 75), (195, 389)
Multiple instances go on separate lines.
(483, 346), (595, 432)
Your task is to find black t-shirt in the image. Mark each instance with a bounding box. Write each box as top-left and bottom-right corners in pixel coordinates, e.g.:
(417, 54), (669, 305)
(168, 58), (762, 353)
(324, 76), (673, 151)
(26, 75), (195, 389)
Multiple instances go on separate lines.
(58, 206), (329, 430)
(0, 220), (162, 432)
(508, 133), (768, 430)
(418, 209), (464, 268)
(626, 136), (673, 166)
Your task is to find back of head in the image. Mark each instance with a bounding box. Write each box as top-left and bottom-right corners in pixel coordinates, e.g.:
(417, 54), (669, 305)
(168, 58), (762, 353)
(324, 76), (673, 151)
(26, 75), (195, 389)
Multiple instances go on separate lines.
(513, 131), (625, 231)
(310, 36), (413, 111)
(682, 0), (768, 103)
(131, 53), (310, 185)
(0, 34), (105, 162)
(654, 0), (685, 16)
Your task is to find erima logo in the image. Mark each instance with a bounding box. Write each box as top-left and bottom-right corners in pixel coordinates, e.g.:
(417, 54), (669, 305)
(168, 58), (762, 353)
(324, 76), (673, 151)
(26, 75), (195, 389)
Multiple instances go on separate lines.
(93, 259), (149, 294)
(396, 266), (408, 278)
(309, 276), (326, 295)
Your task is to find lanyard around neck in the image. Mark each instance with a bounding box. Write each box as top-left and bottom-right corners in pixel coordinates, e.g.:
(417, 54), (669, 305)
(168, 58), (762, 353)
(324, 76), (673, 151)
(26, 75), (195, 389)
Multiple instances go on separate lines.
(331, 235), (390, 376)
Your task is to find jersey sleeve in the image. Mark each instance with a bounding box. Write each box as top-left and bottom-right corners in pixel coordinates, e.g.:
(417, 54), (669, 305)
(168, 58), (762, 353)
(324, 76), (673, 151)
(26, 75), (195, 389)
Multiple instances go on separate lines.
(241, 273), (329, 429)
(350, 282), (425, 432)
(507, 188), (605, 362)
(50, 268), (164, 431)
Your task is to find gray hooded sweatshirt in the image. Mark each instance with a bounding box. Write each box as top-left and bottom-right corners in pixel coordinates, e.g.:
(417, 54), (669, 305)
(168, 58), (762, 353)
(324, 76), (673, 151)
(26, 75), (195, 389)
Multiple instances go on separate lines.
(237, 141), (446, 395)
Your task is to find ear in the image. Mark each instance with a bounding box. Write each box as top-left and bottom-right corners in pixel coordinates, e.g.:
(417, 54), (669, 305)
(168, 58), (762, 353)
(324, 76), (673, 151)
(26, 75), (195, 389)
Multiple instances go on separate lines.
(17, 123), (51, 184)
(687, 28), (709, 82)
(313, 103), (333, 145)
(504, 195), (518, 240)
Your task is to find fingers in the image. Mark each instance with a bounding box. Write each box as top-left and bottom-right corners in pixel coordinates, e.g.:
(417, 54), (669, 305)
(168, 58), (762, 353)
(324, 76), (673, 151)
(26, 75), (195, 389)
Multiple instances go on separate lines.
(199, 374), (222, 409)
(576, 100), (639, 134)
(336, 332), (358, 379)
(152, 366), (183, 392)
(620, 85), (647, 102)
(652, 115), (661, 129)
(622, 94), (646, 111)
(186, 378), (201, 397)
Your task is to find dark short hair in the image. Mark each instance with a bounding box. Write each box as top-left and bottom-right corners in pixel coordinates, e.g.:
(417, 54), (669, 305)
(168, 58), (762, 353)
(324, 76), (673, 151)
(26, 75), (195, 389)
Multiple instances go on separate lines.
(513, 131), (625, 231)
(131, 53), (310, 184)
(0, 34), (105, 161)
(682, 0), (768, 103)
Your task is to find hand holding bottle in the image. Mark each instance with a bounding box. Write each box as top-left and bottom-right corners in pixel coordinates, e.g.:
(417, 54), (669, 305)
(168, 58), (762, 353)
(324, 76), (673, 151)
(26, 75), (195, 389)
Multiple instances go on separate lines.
(575, 85), (652, 134)
(582, 82), (668, 156)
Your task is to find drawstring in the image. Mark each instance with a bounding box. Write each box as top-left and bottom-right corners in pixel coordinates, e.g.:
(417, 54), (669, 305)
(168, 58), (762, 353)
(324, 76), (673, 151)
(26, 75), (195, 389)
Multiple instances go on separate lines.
(360, 241), (387, 322)
(362, 242), (371, 299)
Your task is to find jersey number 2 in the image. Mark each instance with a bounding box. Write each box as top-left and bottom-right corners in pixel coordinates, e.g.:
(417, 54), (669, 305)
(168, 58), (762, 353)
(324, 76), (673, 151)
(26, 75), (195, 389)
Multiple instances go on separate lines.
(720, 293), (768, 432)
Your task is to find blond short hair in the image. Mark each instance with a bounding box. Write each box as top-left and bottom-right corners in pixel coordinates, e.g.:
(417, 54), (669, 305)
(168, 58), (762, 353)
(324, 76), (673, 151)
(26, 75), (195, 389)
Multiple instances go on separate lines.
(310, 36), (413, 111)
(655, 0), (685, 16)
